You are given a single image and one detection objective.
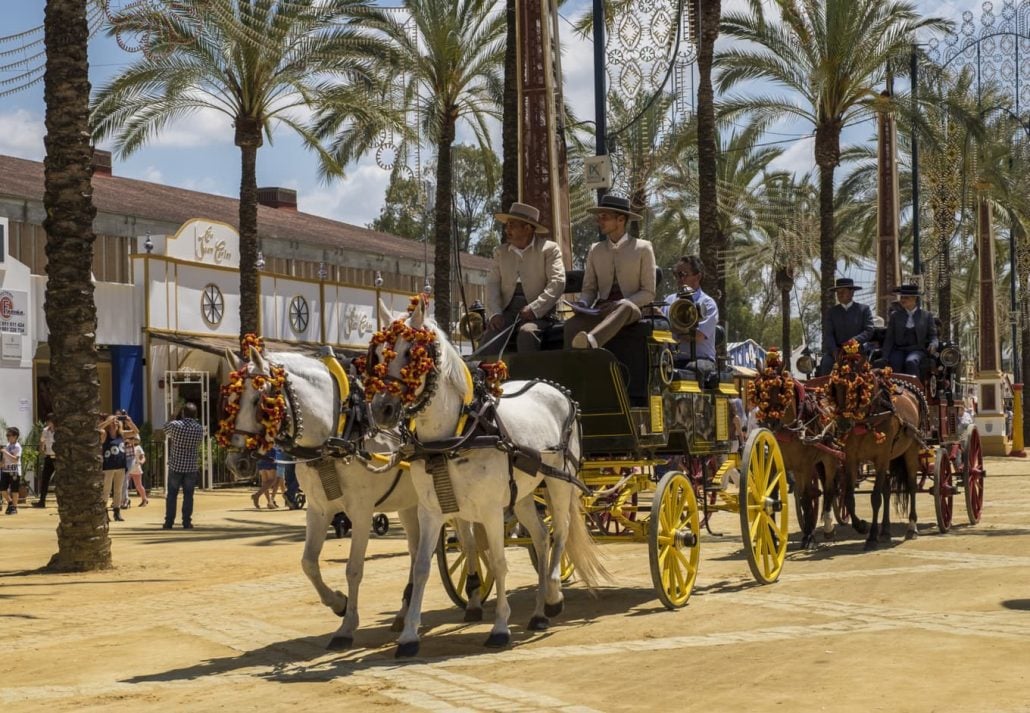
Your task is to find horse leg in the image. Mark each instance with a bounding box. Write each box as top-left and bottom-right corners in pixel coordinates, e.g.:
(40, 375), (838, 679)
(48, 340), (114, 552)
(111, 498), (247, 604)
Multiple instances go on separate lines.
(391, 506), (419, 632)
(325, 500), (374, 650)
(846, 474), (869, 535)
(453, 519), (485, 622)
(480, 507), (512, 648)
(879, 460), (894, 544)
(903, 450), (920, 540)
(543, 478), (576, 618)
(820, 462), (836, 541)
(797, 468), (818, 550)
(299, 506), (352, 642)
(396, 506), (443, 658)
(865, 466), (883, 551)
(513, 493), (551, 631)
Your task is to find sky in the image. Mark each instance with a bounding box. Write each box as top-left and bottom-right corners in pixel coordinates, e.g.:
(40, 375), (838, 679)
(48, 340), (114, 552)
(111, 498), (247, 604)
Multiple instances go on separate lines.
(0, 0), (972, 231)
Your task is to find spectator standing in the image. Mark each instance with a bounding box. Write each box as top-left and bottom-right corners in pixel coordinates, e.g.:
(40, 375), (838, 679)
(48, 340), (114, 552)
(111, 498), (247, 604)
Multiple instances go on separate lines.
(2, 427), (23, 515)
(126, 436), (148, 507)
(116, 411), (140, 508)
(33, 415), (56, 508)
(163, 402), (205, 529)
(99, 415), (127, 522)
(253, 446), (280, 509)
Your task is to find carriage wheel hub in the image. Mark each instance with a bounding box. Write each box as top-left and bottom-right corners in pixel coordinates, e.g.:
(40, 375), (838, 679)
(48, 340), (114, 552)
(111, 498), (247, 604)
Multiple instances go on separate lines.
(675, 528), (697, 548)
(764, 497), (782, 514)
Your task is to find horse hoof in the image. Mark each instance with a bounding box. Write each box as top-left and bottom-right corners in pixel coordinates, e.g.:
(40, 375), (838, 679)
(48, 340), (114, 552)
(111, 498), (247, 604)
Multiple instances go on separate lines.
(464, 607), (483, 623)
(332, 592), (348, 617)
(528, 615), (550, 631)
(484, 632), (510, 648)
(395, 641), (420, 658)
(390, 616), (405, 633)
(544, 600), (564, 618)
(905, 530), (919, 541)
(864, 539), (878, 552)
(822, 529), (835, 542)
(853, 519), (870, 535)
(327, 635), (353, 651)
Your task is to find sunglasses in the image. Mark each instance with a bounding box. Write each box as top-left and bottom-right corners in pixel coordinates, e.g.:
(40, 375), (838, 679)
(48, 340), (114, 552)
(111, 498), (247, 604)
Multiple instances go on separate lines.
(674, 270), (698, 278)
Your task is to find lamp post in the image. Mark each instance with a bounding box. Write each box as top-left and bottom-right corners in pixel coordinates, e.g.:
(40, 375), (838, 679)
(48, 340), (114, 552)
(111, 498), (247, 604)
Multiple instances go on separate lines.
(318, 261), (328, 344)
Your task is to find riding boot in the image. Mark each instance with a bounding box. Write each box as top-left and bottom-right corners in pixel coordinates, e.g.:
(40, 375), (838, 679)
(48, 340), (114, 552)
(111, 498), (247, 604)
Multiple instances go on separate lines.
(113, 508), (124, 522)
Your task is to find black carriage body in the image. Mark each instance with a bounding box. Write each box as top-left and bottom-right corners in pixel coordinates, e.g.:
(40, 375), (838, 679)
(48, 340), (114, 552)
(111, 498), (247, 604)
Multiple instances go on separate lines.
(504, 322), (736, 458)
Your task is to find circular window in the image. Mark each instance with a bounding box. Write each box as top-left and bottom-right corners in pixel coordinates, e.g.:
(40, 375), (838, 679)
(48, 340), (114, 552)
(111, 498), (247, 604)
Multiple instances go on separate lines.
(201, 284), (224, 326)
(289, 295), (310, 334)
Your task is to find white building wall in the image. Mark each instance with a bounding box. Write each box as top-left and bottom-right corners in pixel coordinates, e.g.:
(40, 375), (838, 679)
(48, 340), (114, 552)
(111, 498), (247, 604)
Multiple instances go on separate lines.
(0, 216), (35, 434)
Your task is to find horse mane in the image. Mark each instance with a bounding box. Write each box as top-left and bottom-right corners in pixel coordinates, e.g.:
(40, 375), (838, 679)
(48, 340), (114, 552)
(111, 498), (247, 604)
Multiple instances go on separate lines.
(422, 316), (468, 396)
(265, 351), (332, 388)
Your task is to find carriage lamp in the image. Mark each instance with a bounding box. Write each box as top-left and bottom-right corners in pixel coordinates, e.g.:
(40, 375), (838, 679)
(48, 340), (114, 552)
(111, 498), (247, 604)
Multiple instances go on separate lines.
(256, 251), (266, 270)
(143, 232), (153, 253)
(939, 345), (962, 369)
(796, 349), (815, 376)
(374, 271), (383, 288)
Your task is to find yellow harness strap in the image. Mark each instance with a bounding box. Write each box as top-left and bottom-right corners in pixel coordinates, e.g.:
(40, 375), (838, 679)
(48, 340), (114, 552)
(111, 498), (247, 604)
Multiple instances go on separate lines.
(320, 352), (350, 437)
(455, 360), (475, 436)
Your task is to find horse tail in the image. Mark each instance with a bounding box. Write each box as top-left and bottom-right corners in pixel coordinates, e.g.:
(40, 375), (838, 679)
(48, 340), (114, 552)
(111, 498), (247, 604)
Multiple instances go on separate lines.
(565, 494), (612, 589)
(889, 456), (913, 516)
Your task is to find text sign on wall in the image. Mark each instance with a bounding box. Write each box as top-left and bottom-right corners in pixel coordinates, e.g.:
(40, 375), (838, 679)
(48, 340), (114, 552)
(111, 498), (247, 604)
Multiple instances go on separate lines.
(0, 290), (28, 335)
(166, 219), (240, 268)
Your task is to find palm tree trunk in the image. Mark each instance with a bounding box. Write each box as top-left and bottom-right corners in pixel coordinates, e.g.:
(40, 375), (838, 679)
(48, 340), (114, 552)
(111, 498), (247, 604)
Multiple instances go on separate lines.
(42, 0), (111, 571)
(501, 0), (518, 210)
(776, 266), (793, 362)
(696, 0), (721, 315)
(235, 118), (263, 339)
(433, 113), (457, 332)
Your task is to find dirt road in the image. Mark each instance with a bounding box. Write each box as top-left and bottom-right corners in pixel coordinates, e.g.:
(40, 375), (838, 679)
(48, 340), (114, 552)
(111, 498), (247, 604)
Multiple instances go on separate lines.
(2, 457), (1030, 712)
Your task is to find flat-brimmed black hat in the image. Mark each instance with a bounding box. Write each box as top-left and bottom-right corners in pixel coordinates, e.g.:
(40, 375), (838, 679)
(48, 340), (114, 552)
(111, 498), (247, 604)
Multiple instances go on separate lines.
(892, 283), (922, 296)
(827, 277), (862, 292)
(494, 202), (550, 234)
(586, 194), (642, 221)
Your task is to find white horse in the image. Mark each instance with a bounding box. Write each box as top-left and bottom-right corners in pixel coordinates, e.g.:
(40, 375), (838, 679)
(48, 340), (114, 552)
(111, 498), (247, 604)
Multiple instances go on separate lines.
(223, 347), (441, 650)
(367, 299), (609, 657)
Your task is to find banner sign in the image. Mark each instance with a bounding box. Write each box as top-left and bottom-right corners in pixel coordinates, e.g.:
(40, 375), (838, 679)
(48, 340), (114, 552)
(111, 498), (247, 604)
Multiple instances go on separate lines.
(0, 289), (27, 335)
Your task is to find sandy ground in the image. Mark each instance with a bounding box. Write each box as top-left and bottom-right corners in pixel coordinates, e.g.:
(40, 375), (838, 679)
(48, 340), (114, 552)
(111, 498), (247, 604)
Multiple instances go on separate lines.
(2, 456), (1030, 713)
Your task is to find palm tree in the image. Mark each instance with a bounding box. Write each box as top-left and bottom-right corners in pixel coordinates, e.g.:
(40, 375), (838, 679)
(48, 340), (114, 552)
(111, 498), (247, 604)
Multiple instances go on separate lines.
(330, 0), (505, 332)
(716, 0), (949, 314)
(696, 0), (722, 318)
(42, 0), (111, 570)
(92, 0), (381, 339)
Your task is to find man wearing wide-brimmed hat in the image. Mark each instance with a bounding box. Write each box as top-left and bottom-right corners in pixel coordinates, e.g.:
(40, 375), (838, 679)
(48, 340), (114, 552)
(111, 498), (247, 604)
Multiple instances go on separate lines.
(817, 277), (875, 376)
(883, 283), (939, 377)
(477, 201), (565, 355)
(564, 194), (656, 349)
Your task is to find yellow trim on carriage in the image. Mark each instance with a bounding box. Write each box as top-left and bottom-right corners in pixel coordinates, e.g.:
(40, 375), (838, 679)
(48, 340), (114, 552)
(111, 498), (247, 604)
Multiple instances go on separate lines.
(320, 352), (351, 436)
(651, 329), (677, 344)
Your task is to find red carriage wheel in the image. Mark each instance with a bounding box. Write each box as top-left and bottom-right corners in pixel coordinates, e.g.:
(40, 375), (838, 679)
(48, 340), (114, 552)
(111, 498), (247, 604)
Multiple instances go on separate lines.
(933, 447), (954, 533)
(962, 426), (985, 524)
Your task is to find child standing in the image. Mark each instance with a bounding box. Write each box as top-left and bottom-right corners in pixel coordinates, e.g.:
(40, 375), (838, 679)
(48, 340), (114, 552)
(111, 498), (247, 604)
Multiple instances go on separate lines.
(2, 427), (23, 515)
(126, 437), (148, 506)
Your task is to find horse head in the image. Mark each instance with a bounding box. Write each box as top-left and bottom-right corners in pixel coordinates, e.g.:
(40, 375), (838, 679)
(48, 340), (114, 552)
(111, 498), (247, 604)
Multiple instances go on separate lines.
(219, 342), (289, 481)
(825, 339), (877, 431)
(365, 295), (442, 430)
(748, 348), (797, 430)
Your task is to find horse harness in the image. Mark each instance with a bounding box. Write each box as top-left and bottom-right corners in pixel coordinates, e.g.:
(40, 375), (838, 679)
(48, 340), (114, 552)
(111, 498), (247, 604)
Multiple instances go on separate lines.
(400, 363), (585, 515)
(772, 380), (844, 462)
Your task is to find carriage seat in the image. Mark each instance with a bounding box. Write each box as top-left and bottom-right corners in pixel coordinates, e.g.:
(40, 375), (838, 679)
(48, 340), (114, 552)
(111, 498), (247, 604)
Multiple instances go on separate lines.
(672, 326), (732, 388)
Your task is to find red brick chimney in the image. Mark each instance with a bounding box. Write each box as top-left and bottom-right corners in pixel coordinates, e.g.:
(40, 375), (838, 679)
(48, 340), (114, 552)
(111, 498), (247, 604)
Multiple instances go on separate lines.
(92, 149), (113, 177)
(257, 187), (298, 210)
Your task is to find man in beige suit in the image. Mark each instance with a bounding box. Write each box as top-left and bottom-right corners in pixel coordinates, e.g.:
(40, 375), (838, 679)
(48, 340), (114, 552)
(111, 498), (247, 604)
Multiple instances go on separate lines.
(478, 202), (565, 355)
(564, 194), (656, 349)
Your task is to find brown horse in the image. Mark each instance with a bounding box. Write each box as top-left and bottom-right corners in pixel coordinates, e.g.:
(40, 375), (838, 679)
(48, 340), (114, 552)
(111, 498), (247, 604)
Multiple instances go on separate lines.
(750, 351), (843, 550)
(824, 342), (923, 550)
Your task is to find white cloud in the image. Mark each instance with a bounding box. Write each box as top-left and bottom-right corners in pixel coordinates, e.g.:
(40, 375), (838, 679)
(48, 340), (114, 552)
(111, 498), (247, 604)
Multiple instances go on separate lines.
(140, 107), (233, 149)
(140, 166), (164, 183)
(301, 158), (390, 227)
(767, 135), (815, 177)
(0, 109), (44, 160)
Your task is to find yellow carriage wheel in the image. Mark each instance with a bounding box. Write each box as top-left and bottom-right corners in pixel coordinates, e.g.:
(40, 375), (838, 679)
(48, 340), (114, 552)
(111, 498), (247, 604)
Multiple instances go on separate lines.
(435, 522), (495, 609)
(738, 428), (789, 584)
(648, 470), (701, 609)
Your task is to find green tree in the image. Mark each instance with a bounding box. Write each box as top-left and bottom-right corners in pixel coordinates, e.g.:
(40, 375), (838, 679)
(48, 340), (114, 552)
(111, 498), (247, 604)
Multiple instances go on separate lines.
(43, 0), (110, 570)
(333, 0), (505, 333)
(452, 144), (500, 253)
(92, 0), (385, 340)
(370, 164), (431, 243)
(716, 0), (949, 314)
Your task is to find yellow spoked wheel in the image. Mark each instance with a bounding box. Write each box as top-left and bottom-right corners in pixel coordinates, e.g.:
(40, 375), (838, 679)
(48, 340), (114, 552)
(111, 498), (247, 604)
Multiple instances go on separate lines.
(739, 428), (789, 584)
(648, 470), (701, 609)
(435, 522), (495, 609)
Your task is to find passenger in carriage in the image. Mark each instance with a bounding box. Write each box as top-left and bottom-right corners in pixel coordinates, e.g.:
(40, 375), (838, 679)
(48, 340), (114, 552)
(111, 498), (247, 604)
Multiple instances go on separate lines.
(477, 201), (565, 356)
(882, 283), (939, 378)
(817, 277), (875, 376)
(565, 194), (656, 349)
(663, 255), (718, 373)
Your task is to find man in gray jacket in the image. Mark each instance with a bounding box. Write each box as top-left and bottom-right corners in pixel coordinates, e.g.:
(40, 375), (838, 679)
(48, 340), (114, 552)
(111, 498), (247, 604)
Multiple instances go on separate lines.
(478, 202), (565, 355)
(818, 277), (875, 375)
(564, 194), (656, 349)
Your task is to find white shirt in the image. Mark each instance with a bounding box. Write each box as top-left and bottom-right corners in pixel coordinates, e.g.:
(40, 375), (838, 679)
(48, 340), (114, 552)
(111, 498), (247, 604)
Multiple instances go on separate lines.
(905, 308), (917, 328)
(608, 233), (629, 250)
(41, 426), (55, 457)
(506, 237), (535, 282)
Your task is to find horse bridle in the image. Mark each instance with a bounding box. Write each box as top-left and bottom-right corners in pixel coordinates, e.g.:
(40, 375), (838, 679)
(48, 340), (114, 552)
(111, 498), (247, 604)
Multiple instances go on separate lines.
(222, 361), (302, 451)
(366, 338), (441, 418)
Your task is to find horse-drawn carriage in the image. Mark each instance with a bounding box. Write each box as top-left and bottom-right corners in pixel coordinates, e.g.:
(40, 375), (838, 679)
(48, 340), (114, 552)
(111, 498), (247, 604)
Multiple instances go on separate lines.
(752, 339), (984, 551)
(436, 281), (791, 610)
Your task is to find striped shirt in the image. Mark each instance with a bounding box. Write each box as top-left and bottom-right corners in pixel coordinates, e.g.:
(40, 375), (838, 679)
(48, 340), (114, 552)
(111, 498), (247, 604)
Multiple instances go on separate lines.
(164, 418), (205, 473)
